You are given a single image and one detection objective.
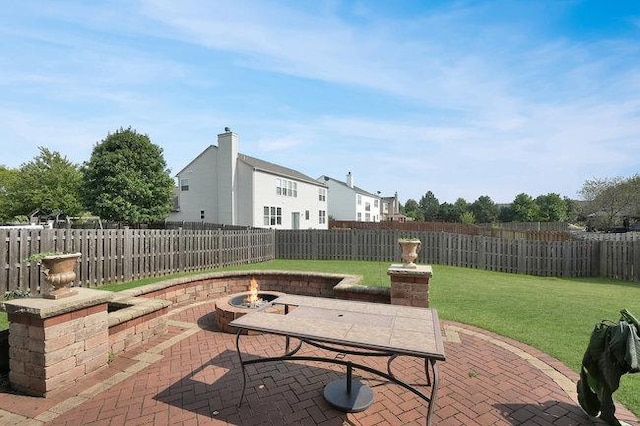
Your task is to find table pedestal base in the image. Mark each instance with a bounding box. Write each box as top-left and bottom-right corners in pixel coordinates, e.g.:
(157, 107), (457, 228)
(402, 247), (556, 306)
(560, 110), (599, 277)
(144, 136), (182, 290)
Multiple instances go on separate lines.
(323, 378), (374, 412)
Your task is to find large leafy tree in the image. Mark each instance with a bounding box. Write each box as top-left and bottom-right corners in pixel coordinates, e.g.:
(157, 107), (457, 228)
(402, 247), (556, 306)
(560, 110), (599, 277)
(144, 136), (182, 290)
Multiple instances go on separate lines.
(535, 193), (568, 222)
(438, 202), (458, 222)
(6, 148), (84, 218)
(453, 198), (472, 223)
(82, 127), (174, 224)
(470, 195), (498, 224)
(0, 165), (20, 221)
(419, 191), (440, 221)
(512, 193), (539, 222)
(402, 199), (424, 221)
(563, 196), (581, 223)
(498, 204), (515, 222)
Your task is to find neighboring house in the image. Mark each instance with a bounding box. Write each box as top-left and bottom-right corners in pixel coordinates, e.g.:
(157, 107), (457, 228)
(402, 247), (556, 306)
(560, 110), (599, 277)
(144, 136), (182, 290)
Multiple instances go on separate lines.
(380, 192), (404, 221)
(169, 129), (329, 230)
(317, 173), (382, 222)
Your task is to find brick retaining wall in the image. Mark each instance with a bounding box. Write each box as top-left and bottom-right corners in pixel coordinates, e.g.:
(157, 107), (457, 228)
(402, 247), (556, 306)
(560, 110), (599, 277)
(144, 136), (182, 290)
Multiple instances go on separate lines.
(4, 268), (426, 397)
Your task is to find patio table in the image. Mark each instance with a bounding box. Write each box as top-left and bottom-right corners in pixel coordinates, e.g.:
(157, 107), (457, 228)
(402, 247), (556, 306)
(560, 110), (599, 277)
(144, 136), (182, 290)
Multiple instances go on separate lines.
(231, 295), (446, 425)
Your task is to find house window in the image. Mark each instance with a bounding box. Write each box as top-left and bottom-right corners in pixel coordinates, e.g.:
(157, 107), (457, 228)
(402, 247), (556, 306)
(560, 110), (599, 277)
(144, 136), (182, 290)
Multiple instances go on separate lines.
(200, 210), (205, 220)
(318, 188), (326, 202)
(180, 178), (189, 191)
(276, 178), (297, 197)
(365, 202), (371, 212)
(357, 212), (362, 221)
(305, 210), (310, 220)
(374, 200), (379, 208)
(365, 213), (371, 222)
(263, 206), (282, 226)
(319, 210), (326, 224)
(357, 194), (362, 205)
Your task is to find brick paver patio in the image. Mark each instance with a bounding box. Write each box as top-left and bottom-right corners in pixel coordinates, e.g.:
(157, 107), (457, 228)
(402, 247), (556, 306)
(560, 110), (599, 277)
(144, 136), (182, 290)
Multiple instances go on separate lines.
(0, 299), (637, 425)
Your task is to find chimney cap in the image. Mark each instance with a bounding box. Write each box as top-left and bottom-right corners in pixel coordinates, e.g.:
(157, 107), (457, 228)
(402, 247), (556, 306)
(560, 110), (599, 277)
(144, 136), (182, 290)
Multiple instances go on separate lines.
(224, 126), (231, 132)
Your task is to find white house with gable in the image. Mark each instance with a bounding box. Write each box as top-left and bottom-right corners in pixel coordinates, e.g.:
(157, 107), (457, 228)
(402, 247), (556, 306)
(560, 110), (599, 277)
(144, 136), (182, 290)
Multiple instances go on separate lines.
(170, 129), (329, 229)
(317, 173), (381, 222)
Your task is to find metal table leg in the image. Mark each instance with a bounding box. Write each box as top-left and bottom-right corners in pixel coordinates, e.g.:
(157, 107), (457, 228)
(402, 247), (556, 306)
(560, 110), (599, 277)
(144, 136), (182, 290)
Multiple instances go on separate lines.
(426, 359), (439, 426)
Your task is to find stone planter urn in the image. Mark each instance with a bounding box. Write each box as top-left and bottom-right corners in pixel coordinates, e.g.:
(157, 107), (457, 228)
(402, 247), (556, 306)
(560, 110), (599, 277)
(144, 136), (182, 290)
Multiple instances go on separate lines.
(41, 253), (82, 299)
(398, 239), (421, 269)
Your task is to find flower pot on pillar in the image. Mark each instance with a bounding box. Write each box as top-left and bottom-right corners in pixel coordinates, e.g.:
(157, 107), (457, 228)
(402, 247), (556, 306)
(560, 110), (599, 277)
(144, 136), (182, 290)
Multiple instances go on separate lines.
(398, 239), (421, 269)
(41, 253), (82, 299)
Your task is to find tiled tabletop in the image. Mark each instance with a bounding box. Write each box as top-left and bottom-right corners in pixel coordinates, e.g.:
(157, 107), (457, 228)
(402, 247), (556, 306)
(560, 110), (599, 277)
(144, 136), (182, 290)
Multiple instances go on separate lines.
(230, 295), (445, 359)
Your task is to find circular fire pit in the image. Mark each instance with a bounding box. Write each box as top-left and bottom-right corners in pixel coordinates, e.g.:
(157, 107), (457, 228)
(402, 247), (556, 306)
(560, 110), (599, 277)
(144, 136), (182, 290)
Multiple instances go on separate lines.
(215, 291), (285, 334)
(228, 292), (280, 309)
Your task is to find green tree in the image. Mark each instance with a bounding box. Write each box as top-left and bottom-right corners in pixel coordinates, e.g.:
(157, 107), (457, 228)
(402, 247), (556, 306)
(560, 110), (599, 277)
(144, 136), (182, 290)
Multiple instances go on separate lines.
(82, 127), (174, 224)
(535, 193), (568, 222)
(402, 199), (424, 221)
(453, 198), (469, 214)
(563, 196), (581, 223)
(7, 148), (83, 218)
(0, 165), (20, 221)
(470, 195), (498, 224)
(459, 211), (476, 224)
(438, 202), (458, 222)
(419, 191), (440, 221)
(498, 204), (515, 222)
(437, 198), (470, 223)
(512, 193), (539, 222)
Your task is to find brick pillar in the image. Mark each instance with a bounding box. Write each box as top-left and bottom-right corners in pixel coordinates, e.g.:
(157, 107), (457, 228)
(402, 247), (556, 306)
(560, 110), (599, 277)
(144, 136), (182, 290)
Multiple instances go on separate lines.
(4, 288), (112, 396)
(388, 264), (433, 308)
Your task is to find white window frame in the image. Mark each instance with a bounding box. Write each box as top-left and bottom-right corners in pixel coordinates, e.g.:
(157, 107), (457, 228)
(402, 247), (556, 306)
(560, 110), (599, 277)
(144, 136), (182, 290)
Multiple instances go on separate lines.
(263, 206), (282, 226)
(276, 178), (297, 198)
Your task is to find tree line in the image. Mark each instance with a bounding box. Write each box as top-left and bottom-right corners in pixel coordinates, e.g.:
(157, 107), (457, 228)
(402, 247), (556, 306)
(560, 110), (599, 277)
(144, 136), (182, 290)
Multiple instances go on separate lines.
(401, 174), (640, 230)
(401, 192), (577, 224)
(0, 128), (174, 225)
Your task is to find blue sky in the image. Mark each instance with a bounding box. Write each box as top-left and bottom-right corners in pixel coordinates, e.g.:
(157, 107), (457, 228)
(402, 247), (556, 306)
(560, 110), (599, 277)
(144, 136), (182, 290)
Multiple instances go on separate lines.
(1, 1), (639, 204)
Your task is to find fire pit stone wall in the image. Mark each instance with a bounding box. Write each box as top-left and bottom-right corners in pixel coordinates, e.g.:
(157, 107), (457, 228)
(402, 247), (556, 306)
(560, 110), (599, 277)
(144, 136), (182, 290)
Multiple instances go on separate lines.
(114, 270), (389, 306)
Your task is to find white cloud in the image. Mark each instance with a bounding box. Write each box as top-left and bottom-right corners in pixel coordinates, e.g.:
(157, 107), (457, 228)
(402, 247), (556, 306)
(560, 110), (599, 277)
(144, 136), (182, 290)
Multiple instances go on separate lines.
(1, 0), (638, 205)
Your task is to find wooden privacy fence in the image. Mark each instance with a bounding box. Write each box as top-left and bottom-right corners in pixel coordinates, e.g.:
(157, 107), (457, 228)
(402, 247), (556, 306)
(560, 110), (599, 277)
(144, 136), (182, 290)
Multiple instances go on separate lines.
(276, 229), (640, 282)
(3, 228), (638, 294)
(1, 228), (275, 294)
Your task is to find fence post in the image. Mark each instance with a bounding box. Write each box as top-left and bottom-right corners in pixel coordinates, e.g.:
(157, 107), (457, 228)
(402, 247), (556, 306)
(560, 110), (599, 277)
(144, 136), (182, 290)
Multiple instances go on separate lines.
(123, 228), (132, 283)
(311, 230), (318, 259)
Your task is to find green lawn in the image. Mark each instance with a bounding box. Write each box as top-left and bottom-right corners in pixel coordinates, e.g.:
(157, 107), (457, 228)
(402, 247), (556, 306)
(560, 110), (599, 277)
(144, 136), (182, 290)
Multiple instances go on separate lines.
(1, 259), (638, 416)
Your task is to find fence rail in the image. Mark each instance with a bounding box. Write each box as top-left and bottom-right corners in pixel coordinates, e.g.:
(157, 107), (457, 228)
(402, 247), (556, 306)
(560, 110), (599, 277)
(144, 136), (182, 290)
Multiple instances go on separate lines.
(276, 229), (640, 282)
(1, 228), (275, 294)
(330, 220), (571, 241)
(479, 221), (569, 232)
